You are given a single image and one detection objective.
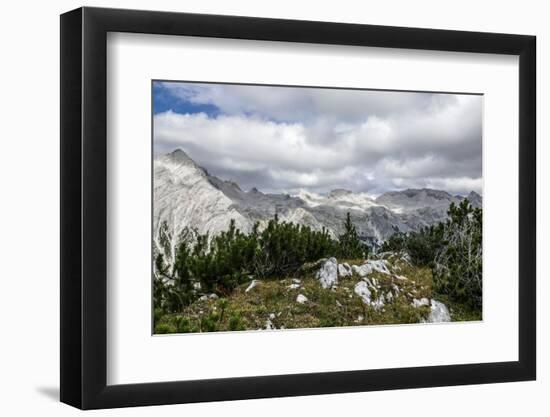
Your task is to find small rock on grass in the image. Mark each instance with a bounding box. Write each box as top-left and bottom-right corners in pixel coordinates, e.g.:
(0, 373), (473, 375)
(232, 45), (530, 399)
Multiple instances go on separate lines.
(296, 294), (308, 304)
(245, 280), (259, 293)
(264, 318), (274, 330)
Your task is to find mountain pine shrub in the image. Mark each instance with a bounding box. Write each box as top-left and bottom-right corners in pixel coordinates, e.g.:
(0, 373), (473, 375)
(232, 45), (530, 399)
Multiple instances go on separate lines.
(337, 212), (367, 260)
(153, 213), (367, 312)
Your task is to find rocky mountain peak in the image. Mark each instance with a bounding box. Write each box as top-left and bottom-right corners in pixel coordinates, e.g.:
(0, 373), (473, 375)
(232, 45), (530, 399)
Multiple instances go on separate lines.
(466, 191), (482, 207)
(165, 148), (198, 167)
(375, 188), (457, 211)
(402, 188), (452, 200)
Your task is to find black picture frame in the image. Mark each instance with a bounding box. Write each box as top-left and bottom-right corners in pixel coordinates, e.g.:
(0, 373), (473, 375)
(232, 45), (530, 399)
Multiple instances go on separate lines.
(60, 6), (536, 410)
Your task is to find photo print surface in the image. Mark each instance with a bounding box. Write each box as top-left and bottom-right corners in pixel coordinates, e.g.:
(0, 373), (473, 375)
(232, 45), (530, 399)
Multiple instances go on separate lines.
(152, 81), (483, 334)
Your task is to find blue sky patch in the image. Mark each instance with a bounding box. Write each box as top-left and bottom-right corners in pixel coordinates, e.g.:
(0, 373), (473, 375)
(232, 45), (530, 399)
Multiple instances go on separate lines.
(153, 81), (220, 117)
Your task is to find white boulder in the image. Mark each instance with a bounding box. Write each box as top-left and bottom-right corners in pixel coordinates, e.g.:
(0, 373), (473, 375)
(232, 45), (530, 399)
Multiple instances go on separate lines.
(316, 257), (339, 289)
(354, 281), (372, 305)
(352, 260), (391, 277)
(352, 264), (372, 277)
(296, 294), (308, 304)
(369, 260), (391, 274)
(426, 300), (451, 323)
(265, 318), (275, 330)
(338, 263), (352, 278)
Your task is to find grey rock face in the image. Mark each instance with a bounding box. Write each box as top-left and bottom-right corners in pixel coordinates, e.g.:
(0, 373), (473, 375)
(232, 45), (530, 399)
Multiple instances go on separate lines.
(376, 188), (459, 211)
(466, 191), (483, 208)
(153, 150), (252, 267)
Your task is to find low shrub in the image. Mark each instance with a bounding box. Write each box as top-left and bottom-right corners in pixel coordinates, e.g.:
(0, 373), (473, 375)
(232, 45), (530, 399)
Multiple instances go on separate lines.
(154, 212), (367, 313)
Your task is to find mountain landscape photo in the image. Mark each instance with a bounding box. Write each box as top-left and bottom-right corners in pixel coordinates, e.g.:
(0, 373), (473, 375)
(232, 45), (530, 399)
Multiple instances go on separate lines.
(152, 81), (483, 334)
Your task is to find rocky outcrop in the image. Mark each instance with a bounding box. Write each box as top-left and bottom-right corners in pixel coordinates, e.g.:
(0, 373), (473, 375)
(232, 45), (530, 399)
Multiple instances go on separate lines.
(351, 260), (391, 277)
(354, 281), (385, 311)
(308, 255), (456, 323)
(316, 257), (338, 289)
(352, 264), (369, 278)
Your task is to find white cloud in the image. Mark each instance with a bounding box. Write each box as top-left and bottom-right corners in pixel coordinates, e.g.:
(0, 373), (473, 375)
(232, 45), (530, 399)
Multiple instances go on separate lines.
(154, 83), (482, 196)
(158, 82), (457, 123)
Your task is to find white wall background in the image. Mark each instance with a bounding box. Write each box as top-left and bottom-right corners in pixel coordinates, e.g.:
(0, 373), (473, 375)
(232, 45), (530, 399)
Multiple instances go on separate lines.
(0, 0), (545, 415)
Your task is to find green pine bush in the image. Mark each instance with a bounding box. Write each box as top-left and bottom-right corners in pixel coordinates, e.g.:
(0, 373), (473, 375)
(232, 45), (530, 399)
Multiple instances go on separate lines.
(153, 213), (361, 313)
(338, 212), (367, 259)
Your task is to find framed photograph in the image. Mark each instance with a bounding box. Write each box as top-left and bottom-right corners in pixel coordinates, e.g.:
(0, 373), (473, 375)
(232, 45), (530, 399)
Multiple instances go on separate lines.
(60, 7), (536, 409)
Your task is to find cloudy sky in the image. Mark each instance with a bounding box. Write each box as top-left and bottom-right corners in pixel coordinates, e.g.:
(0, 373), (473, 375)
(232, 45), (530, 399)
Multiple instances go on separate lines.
(153, 81), (482, 196)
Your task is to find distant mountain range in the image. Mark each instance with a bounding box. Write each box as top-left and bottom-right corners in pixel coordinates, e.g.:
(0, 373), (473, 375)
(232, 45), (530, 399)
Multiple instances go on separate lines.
(154, 149), (481, 265)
